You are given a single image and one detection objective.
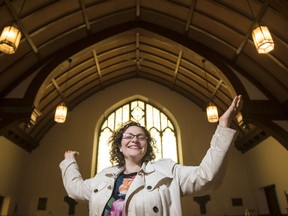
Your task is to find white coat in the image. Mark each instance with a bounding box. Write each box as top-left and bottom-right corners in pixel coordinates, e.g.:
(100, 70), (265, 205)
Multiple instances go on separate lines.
(60, 125), (237, 216)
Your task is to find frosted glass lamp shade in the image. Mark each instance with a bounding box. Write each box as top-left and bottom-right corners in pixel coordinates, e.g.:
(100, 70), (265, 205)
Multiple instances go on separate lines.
(206, 104), (219, 123)
(252, 25), (274, 54)
(54, 103), (68, 123)
(0, 25), (21, 54)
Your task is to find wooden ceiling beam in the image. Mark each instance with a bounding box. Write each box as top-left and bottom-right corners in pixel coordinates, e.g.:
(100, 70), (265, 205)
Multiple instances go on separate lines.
(93, 50), (103, 88)
(79, 0), (91, 32)
(243, 100), (288, 121)
(185, 0), (197, 34)
(171, 50), (183, 89)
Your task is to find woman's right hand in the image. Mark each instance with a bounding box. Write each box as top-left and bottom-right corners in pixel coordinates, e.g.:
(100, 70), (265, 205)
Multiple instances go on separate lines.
(64, 150), (79, 159)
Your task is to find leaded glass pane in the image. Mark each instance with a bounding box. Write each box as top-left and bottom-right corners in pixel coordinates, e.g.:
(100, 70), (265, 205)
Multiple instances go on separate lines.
(146, 105), (153, 129)
(150, 127), (161, 160)
(152, 107), (161, 130)
(115, 108), (123, 125)
(122, 105), (130, 123)
(107, 113), (115, 129)
(97, 128), (113, 172)
(162, 128), (177, 161)
(161, 113), (168, 129)
(131, 106), (144, 121)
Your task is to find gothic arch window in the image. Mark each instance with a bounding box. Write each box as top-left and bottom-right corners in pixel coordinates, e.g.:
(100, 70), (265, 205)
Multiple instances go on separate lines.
(96, 99), (178, 172)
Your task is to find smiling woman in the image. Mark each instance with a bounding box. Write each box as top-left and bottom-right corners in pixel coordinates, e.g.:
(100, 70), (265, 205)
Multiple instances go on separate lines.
(59, 95), (243, 216)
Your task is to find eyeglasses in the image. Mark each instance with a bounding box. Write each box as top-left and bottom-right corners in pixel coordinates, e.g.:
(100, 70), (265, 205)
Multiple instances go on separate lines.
(122, 133), (148, 141)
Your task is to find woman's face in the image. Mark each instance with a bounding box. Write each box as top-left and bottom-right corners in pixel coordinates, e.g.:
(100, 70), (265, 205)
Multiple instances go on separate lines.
(120, 126), (148, 164)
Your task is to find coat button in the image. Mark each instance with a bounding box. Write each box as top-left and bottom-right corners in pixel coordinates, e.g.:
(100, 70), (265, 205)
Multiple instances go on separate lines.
(94, 189), (98, 193)
(147, 185), (152, 190)
(153, 206), (159, 213)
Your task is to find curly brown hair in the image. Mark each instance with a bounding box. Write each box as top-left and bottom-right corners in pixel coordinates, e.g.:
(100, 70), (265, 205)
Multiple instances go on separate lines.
(109, 121), (156, 167)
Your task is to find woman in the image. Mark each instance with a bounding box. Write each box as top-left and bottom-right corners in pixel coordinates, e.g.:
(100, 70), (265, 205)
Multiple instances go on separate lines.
(60, 95), (243, 216)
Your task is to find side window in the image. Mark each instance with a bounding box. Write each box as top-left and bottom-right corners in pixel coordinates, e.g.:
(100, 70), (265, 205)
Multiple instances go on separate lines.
(96, 99), (178, 172)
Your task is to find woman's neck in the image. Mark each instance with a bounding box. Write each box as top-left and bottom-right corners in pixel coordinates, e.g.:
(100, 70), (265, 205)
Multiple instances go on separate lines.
(124, 160), (141, 174)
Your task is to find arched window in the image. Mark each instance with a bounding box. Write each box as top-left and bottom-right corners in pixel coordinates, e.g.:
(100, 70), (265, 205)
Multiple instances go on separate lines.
(96, 99), (178, 172)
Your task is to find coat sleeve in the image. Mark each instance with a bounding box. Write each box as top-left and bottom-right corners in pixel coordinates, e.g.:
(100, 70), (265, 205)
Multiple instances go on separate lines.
(176, 125), (237, 196)
(59, 157), (93, 201)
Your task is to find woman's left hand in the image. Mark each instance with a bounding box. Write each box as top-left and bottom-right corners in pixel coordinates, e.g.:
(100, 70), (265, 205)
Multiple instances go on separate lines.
(219, 95), (243, 127)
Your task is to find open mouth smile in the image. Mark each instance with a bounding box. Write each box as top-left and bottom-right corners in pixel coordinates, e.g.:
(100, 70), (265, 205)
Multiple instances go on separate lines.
(127, 145), (141, 149)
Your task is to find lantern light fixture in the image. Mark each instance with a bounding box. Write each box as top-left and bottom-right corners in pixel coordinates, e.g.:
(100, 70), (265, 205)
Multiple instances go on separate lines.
(252, 25), (274, 54)
(0, 0), (26, 54)
(54, 103), (68, 123)
(0, 25), (22, 54)
(54, 58), (72, 123)
(202, 59), (219, 123)
(206, 103), (219, 123)
(247, 0), (274, 54)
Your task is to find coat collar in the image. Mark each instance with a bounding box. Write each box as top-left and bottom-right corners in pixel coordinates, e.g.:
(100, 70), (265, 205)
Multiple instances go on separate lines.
(146, 159), (176, 178)
(104, 161), (155, 177)
(104, 159), (176, 179)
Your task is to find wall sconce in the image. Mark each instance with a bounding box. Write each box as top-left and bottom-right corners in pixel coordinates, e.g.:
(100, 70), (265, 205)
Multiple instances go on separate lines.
(0, 25), (21, 54)
(54, 103), (68, 123)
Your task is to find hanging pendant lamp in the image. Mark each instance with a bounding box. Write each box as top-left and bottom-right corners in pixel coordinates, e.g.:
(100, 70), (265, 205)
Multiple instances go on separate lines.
(252, 25), (274, 54)
(246, 0), (274, 54)
(0, 25), (21, 54)
(54, 103), (68, 123)
(0, 0), (26, 54)
(54, 59), (72, 123)
(206, 103), (219, 123)
(202, 59), (219, 123)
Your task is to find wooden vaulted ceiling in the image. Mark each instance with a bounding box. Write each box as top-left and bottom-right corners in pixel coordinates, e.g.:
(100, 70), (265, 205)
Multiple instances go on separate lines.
(0, 0), (287, 153)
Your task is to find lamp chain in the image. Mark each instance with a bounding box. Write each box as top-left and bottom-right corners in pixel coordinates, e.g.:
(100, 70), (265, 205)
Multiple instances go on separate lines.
(17, 0), (26, 21)
(64, 58), (72, 98)
(202, 59), (209, 102)
(247, 0), (256, 19)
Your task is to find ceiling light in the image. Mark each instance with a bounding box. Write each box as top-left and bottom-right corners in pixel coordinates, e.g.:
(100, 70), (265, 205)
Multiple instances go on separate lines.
(252, 25), (274, 54)
(0, 0), (26, 54)
(54, 58), (72, 123)
(206, 103), (219, 123)
(246, 0), (274, 54)
(0, 25), (21, 54)
(54, 103), (68, 123)
(202, 59), (219, 123)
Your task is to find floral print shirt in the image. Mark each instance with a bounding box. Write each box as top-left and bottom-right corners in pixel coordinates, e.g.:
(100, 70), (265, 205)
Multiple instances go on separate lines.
(102, 172), (137, 216)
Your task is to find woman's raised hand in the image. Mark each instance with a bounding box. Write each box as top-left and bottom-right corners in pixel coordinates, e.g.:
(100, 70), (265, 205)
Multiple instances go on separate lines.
(64, 150), (79, 159)
(219, 95), (243, 128)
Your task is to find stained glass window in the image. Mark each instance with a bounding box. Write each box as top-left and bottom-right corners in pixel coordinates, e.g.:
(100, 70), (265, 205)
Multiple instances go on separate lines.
(96, 99), (178, 172)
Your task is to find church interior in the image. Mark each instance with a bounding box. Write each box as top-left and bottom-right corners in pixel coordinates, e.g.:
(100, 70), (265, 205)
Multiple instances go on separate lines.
(0, 0), (288, 215)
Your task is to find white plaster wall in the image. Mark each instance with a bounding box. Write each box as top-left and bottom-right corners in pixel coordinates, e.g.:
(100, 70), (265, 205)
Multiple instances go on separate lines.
(243, 136), (288, 214)
(0, 136), (29, 215)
